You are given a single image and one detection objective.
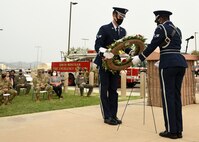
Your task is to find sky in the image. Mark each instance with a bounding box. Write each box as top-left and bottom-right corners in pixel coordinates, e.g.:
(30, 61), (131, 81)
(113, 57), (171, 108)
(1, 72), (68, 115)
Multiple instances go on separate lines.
(0, 0), (199, 63)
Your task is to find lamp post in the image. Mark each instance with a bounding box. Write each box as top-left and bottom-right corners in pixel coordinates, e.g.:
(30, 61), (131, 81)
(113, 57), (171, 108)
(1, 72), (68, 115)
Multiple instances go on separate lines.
(82, 38), (89, 48)
(35, 46), (41, 69)
(194, 32), (198, 51)
(67, 2), (78, 56)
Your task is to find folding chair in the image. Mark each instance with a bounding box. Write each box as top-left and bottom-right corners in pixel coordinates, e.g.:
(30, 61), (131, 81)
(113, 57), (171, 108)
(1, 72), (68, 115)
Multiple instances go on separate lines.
(32, 89), (48, 101)
(20, 88), (27, 95)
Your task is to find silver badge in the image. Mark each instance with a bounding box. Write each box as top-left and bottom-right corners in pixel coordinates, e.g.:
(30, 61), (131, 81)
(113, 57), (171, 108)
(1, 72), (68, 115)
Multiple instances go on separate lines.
(96, 35), (102, 38)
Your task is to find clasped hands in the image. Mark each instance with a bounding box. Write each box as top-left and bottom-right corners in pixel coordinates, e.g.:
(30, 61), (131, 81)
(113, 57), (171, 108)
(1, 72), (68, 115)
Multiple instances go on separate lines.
(52, 83), (60, 87)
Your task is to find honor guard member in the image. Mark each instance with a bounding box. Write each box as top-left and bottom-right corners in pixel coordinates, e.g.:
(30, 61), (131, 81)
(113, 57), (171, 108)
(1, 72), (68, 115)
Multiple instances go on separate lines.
(132, 10), (187, 139)
(94, 7), (134, 125)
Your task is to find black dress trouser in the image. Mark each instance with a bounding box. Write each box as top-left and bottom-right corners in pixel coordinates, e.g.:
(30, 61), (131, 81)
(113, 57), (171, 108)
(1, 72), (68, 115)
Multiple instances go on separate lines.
(99, 67), (120, 119)
(159, 67), (186, 133)
(53, 85), (62, 98)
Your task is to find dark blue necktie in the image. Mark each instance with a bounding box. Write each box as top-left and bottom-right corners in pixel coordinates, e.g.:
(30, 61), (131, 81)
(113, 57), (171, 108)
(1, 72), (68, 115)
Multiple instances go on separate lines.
(116, 27), (120, 39)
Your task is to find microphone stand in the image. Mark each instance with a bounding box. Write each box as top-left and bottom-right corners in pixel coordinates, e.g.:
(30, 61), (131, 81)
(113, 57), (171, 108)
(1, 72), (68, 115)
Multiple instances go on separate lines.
(185, 39), (189, 54)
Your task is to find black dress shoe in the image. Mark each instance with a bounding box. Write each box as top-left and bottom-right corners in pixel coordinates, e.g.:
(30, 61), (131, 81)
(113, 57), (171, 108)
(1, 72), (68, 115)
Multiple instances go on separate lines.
(104, 117), (118, 125)
(113, 117), (122, 124)
(177, 132), (183, 138)
(159, 131), (178, 139)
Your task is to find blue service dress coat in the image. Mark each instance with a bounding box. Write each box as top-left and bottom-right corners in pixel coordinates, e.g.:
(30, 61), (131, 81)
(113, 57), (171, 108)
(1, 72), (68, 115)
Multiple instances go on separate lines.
(94, 22), (132, 67)
(94, 22), (131, 119)
(139, 20), (187, 134)
(139, 20), (187, 69)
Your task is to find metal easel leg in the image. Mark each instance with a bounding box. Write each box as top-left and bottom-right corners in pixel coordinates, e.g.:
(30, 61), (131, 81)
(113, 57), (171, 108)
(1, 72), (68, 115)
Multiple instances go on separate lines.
(149, 96), (157, 133)
(117, 87), (133, 131)
(117, 71), (157, 133)
(145, 72), (157, 133)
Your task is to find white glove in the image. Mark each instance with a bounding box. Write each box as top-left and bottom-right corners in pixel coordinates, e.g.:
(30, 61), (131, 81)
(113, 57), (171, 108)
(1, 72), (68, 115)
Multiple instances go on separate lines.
(99, 47), (107, 53)
(104, 51), (114, 59)
(129, 50), (135, 56)
(132, 55), (141, 65)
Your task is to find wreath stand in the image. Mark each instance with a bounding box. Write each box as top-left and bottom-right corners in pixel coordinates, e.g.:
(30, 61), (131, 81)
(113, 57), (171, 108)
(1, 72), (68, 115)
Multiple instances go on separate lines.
(117, 71), (157, 134)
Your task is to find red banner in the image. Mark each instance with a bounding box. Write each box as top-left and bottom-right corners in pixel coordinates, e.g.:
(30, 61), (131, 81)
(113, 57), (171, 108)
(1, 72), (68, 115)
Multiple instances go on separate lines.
(51, 61), (90, 72)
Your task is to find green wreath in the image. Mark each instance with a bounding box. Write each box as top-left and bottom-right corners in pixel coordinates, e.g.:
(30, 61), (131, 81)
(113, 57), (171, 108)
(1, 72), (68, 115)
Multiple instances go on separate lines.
(102, 35), (146, 72)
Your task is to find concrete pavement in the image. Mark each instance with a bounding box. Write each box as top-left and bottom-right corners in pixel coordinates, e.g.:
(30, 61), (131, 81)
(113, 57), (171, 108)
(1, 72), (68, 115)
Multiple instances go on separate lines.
(0, 92), (199, 142)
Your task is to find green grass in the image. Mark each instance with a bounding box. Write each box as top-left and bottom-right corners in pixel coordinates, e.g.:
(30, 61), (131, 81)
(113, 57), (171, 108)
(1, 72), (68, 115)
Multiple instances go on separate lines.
(0, 89), (141, 117)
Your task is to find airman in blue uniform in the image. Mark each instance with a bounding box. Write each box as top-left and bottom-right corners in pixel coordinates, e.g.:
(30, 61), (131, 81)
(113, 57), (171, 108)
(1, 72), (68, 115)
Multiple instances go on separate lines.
(132, 10), (188, 139)
(94, 7), (133, 125)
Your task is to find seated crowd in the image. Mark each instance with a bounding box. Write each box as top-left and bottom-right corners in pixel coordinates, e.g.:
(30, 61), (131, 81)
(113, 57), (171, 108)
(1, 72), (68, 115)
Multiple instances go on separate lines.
(0, 67), (94, 105)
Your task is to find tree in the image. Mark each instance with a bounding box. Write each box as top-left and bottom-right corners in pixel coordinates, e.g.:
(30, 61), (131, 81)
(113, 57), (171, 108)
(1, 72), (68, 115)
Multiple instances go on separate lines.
(191, 50), (199, 56)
